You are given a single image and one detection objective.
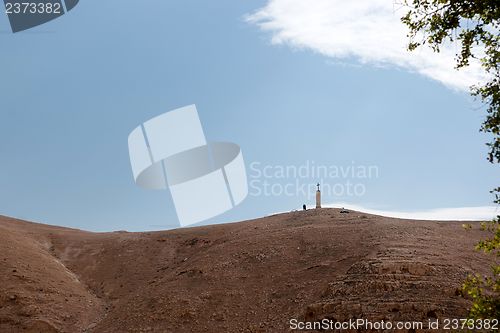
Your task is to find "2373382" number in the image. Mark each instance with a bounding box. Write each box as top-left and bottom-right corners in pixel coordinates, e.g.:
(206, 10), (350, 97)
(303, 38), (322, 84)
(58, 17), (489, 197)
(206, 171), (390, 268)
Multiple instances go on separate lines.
(5, 2), (62, 14)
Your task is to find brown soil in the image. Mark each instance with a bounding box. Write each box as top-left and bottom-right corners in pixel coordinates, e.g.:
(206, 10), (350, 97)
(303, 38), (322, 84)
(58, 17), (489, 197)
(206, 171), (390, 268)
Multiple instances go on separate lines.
(0, 209), (492, 332)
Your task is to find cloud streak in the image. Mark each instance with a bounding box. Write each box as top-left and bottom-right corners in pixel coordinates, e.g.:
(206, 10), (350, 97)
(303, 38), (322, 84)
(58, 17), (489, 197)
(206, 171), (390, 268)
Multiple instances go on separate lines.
(324, 202), (498, 221)
(246, 0), (487, 91)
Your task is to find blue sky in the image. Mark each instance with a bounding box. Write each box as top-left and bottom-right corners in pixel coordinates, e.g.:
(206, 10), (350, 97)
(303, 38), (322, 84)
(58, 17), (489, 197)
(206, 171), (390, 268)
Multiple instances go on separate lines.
(0, 0), (498, 231)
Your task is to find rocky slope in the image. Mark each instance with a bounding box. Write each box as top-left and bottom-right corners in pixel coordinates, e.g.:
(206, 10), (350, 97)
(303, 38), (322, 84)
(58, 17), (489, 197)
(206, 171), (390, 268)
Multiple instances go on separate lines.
(0, 209), (492, 332)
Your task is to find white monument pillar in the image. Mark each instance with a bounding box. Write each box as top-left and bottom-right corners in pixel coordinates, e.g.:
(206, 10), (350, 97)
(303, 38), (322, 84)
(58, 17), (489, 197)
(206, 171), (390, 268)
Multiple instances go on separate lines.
(316, 183), (321, 209)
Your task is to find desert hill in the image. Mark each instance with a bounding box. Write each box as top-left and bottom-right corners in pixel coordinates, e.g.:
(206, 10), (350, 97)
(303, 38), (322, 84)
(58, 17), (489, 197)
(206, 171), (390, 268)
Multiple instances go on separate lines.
(0, 209), (492, 332)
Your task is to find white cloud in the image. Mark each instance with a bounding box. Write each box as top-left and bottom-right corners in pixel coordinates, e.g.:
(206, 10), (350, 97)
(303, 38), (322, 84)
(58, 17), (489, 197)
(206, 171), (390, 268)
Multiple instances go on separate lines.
(246, 0), (487, 91)
(324, 202), (499, 221)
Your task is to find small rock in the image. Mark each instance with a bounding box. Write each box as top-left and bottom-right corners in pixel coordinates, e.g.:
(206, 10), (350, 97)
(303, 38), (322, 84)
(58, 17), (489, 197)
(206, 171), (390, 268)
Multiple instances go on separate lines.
(86, 323), (97, 330)
(9, 295), (17, 301)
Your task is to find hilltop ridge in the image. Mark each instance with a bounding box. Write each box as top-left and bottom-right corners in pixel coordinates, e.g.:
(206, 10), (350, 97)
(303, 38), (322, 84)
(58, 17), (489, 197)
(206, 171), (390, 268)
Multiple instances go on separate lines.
(0, 209), (491, 332)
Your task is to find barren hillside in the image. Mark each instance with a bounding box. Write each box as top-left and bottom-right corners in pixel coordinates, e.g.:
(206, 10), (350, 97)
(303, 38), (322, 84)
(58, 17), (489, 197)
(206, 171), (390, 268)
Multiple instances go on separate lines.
(0, 209), (492, 332)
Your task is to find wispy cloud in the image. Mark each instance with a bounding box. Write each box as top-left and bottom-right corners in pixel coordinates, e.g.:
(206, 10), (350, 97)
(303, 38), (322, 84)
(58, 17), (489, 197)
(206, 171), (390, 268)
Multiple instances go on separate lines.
(246, 0), (487, 91)
(324, 202), (498, 221)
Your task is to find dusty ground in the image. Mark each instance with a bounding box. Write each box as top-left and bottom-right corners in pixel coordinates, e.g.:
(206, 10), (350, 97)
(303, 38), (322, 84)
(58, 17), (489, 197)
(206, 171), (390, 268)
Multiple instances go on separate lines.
(0, 209), (493, 332)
